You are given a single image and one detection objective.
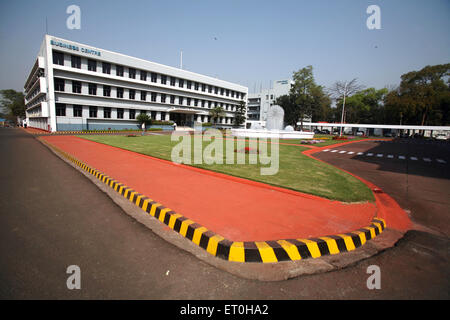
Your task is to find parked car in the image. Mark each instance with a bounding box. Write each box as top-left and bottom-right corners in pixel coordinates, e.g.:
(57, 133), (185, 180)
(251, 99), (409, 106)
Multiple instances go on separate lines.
(356, 131), (365, 136)
(434, 133), (448, 141)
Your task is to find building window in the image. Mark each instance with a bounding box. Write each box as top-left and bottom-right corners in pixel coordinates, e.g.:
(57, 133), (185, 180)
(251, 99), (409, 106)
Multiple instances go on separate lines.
(170, 77), (176, 86)
(129, 68), (136, 79)
(117, 108), (124, 119)
(231, 91), (234, 98)
(151, 72), (157, 82)
(103, 107), (111, 118)
(89, 106), (97, 118)
(103, 85), (111, 97)
(226, 89), (230, 97)
(71, 55), (81, 69)
(73, 105), (82, 117)
(201, 100), (205, 108)
(116, 65), (124, 77)
(161, 112), (166, 120)
(140, 70), (147, 81)
(161, 75), (167, 84)
(151, 111), (156, 120)
(220, 88), (224, 95)
(117, 87), (123, 98)
(141, 91), (146, 101)
(88, 83), (97, 95)
(72, 81), (81, 94)
(103, 62), (111, 74)
(208, 85), (212, 93)
(88, 59), (97, 72)
(270, 94), (273, 100)
(186, 98), (191, 106)
(129, 109), (135, 119)
(129, 89), (135, 100)
(178, 96), (183, 105)
(55, 103), (66, 116)
(214, 86), (219, 94)
(52, 51), (64, 65)
(170, 95), (175, 104)
(151, 92), (157, 102)
(161, 94), (166, 103)
(54, 78), (65, 91)
(201, 83), (206, 92)
(194, 82), (199, 91)
(194, 99), (198, 107)
(187, 81), (192, 89)
(179, 79), (184, 88)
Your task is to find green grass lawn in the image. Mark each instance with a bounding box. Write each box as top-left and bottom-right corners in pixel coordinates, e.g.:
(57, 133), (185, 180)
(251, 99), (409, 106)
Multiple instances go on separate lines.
(78, 134), (374, 203)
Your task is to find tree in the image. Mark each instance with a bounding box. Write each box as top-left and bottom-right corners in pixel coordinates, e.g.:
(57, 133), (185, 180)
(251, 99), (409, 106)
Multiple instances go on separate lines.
(234, 100), (246, 126)
(274, 94), (298, 127)
(290, 66), (316, 131)
(136, 112), (152, 129)
(384, 63), (450, 127)
(328, 79), (365, 135)
(209, 106), (225, 126)
(0, 89), (25, 124)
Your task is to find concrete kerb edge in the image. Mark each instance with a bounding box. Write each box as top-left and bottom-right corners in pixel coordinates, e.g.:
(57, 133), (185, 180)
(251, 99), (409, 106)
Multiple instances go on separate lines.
(37, 136), (403, 281)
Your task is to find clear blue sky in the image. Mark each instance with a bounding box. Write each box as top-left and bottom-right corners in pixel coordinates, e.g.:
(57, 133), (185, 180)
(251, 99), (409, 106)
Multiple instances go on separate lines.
(0, 0), (449, 93)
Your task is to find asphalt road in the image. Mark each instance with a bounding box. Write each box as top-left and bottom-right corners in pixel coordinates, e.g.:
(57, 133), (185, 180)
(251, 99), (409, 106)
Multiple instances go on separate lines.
(0, 128), (448, 299)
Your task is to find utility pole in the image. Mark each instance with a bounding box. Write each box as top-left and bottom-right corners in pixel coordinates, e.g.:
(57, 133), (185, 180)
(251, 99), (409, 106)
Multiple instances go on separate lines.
(339, 81), (348, 137)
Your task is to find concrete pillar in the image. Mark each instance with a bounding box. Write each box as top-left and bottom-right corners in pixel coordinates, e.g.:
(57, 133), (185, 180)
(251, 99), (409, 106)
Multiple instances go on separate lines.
(156, 111), (161, 121)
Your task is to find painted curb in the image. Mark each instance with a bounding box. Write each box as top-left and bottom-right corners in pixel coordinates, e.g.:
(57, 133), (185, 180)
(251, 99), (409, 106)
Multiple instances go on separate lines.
(39, 137), (386, 264)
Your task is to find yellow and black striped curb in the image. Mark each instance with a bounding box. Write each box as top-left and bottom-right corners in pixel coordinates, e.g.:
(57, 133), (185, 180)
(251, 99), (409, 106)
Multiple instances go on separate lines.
(40, 137), (386, 263)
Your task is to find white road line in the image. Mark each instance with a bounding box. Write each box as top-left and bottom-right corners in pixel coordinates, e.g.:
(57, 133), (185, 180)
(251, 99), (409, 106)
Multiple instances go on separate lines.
(437, 159), (447, 164)
(347, 151), (355, 155)
(376, 154), (383, 157)
(323, 149), (330, 152)
(357, 152), (364, 155)
(330, 150), (338, 153)
(387, 155), (394, 159)
(339, 150), (347, 154)
(367, 153), (374, 156)
(423, 158), (431, 162)
(399, 156), (405, 160)
(410, 157), (418, 161)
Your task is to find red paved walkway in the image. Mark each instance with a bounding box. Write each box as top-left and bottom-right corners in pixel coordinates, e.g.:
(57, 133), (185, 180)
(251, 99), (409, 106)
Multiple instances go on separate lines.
(42, 135), (377, 242)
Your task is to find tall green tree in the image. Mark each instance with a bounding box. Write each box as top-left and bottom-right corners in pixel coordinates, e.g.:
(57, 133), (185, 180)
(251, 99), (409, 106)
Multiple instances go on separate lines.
(0, 89), (25, 123)
(384, 63), (450, 126)
(275, 66), (328, 130)
(234, 100), (246, 126)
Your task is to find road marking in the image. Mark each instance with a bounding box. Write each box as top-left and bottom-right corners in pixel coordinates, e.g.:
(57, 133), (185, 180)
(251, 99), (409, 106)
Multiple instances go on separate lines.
(437, 159), (447, 164)
(367, 153), (374, 156)
(423, 158), (431, 162)
(410, 157), (418, 161)
(357, 152), (364, 155)
(323, 149), (330, 152)
(347, 151), (355, 155)
(330, 150), (338, 153)
(399, 156), (405, 160)
(376, 154), (383, 157)
(339, 150), (347, 154)
(387, 155), (394, 159)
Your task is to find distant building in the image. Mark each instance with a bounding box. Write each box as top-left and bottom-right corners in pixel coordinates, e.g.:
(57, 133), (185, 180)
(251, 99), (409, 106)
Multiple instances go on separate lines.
(246, 79), (311, 129)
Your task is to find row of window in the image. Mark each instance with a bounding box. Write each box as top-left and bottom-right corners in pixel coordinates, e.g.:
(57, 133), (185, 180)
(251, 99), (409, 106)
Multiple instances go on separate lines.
(54, 78), (239, 111)
(55, 104), (233, 123)
(53, 51), (245, 99)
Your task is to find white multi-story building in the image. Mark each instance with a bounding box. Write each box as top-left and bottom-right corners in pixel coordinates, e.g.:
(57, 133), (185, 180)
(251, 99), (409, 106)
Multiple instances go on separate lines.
(24, 35), (248, 132)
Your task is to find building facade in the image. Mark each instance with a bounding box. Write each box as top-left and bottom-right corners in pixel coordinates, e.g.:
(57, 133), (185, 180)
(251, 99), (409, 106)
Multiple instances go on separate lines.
(24, 35), (248, 132)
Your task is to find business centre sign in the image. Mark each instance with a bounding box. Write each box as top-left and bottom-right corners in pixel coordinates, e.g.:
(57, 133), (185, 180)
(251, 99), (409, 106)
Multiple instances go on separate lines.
(50, 40), (101, 56)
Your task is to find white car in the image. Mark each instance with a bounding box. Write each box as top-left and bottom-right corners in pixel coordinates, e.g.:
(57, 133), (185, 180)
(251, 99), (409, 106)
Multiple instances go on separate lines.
(434, 133), (448, 141)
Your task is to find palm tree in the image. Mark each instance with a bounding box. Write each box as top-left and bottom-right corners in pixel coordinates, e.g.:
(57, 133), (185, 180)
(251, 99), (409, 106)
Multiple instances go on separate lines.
(208, 106), (225, 127)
